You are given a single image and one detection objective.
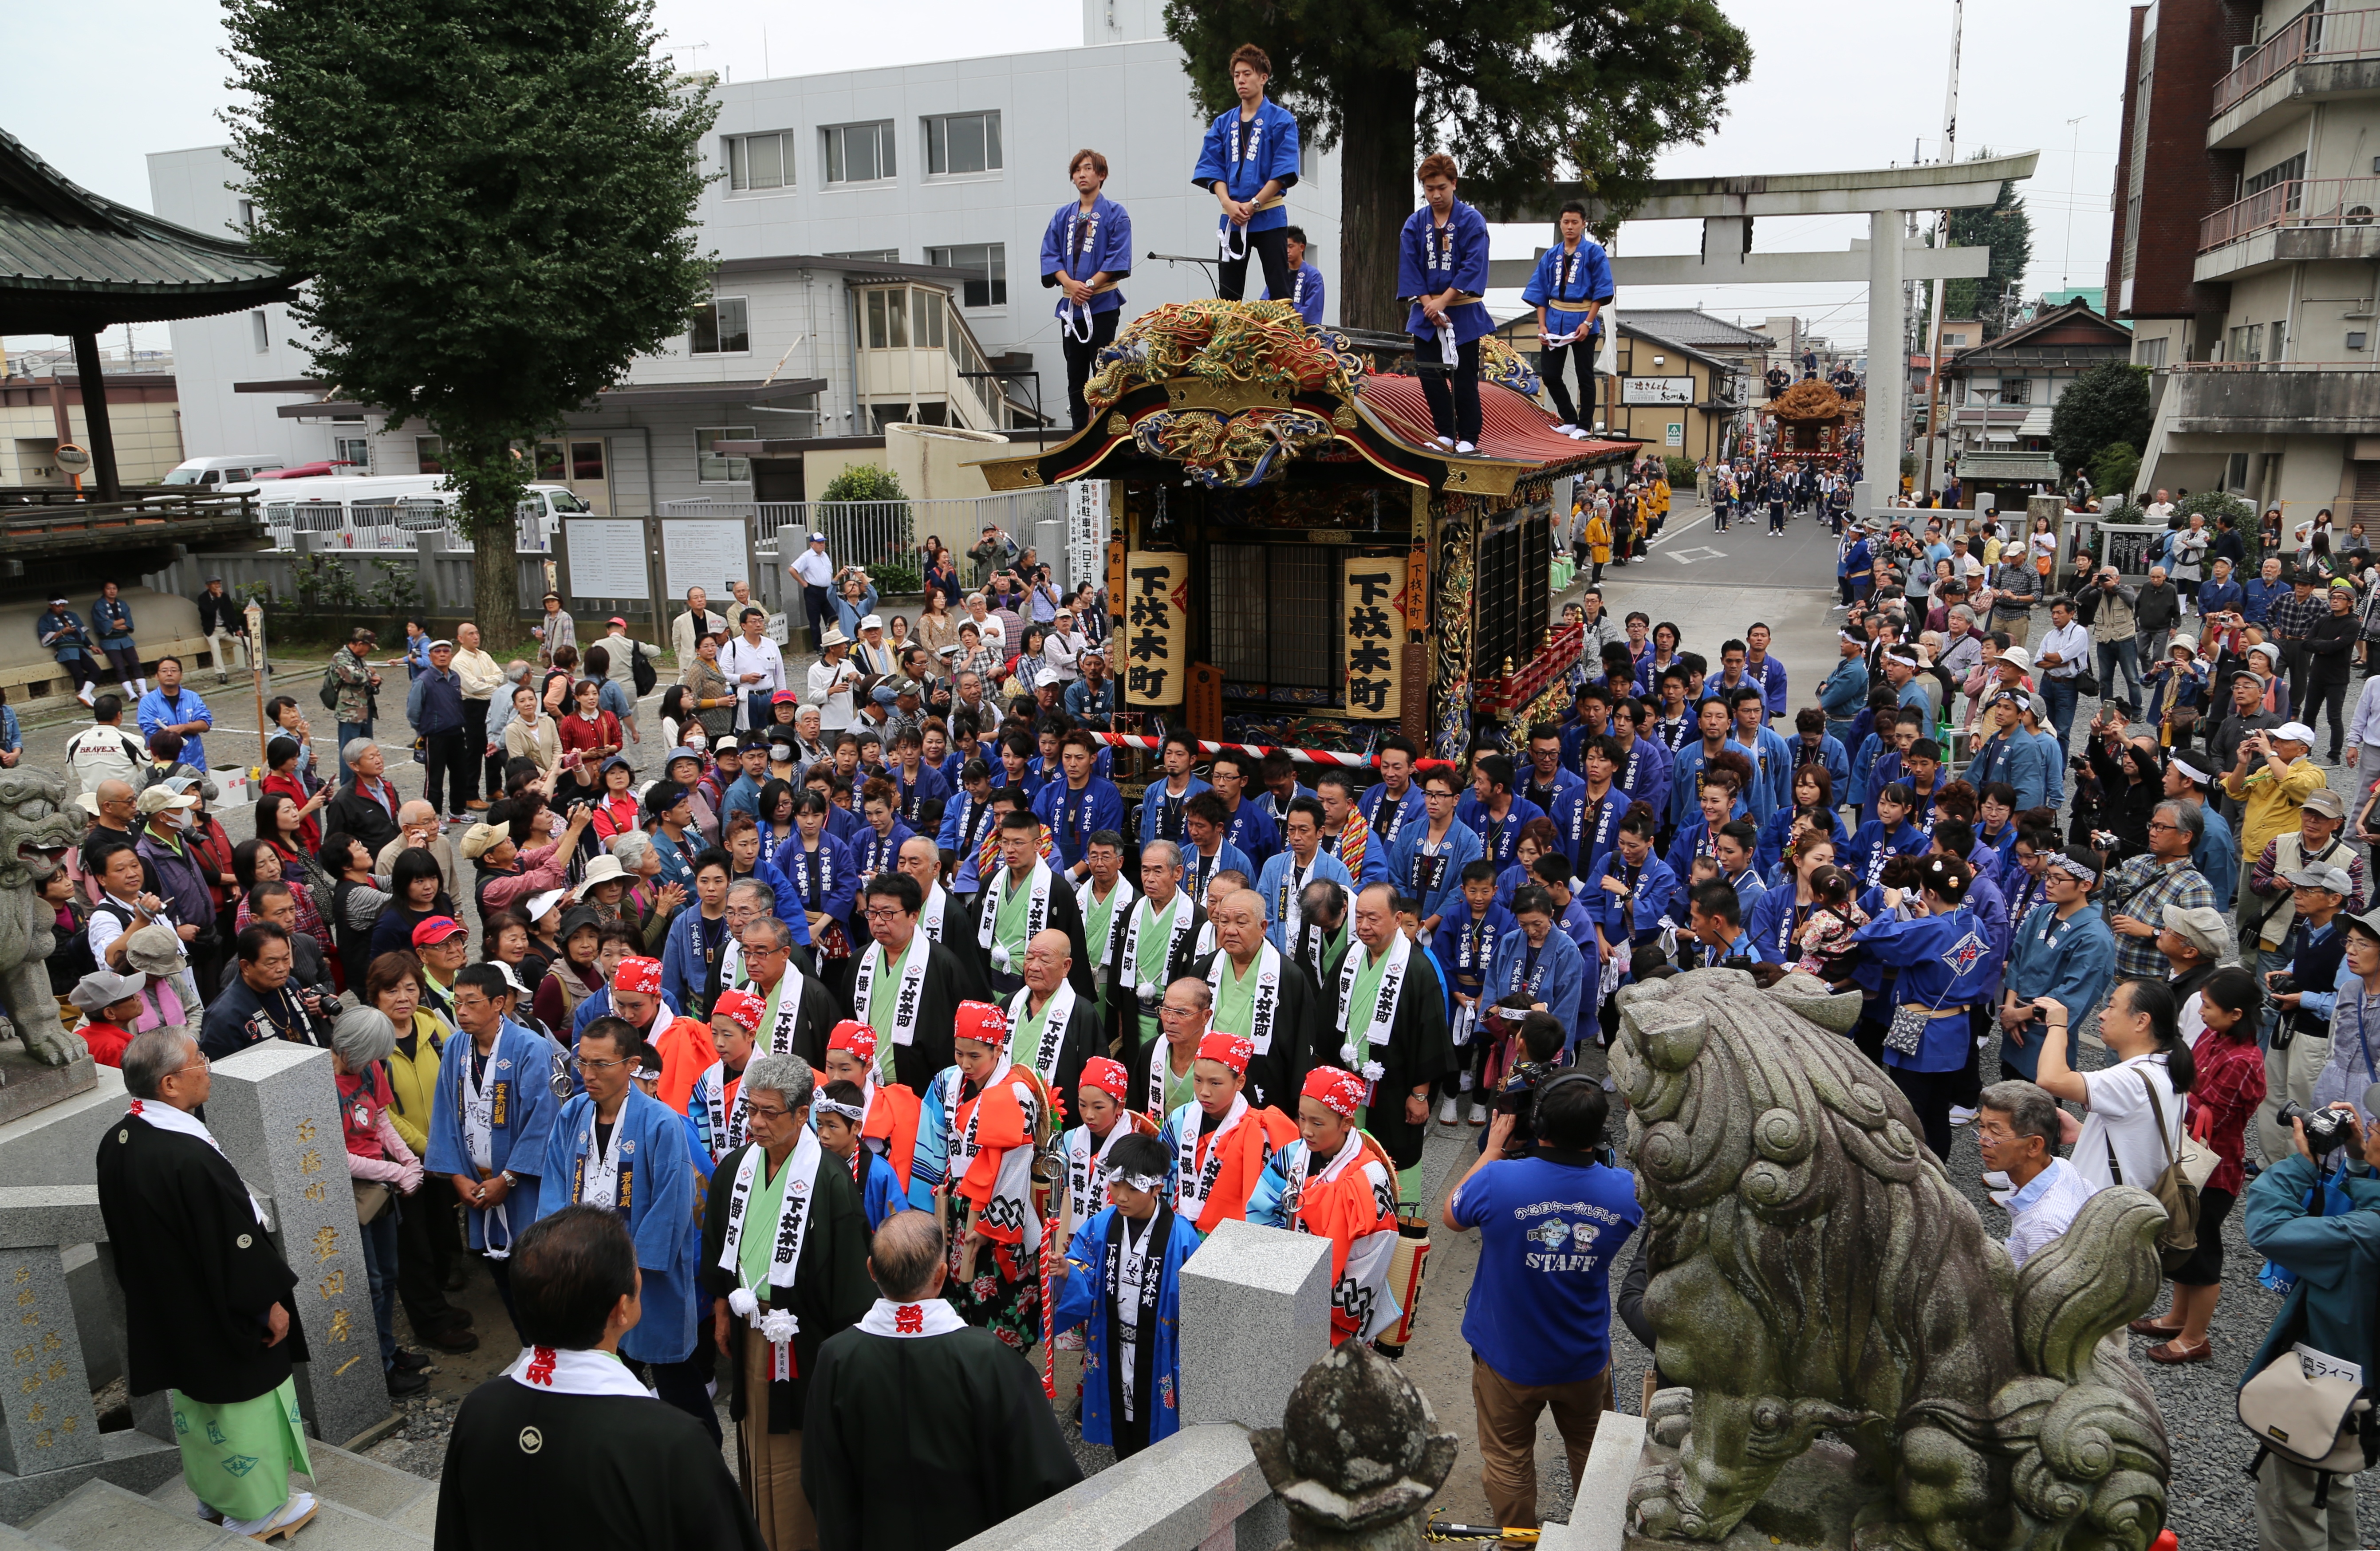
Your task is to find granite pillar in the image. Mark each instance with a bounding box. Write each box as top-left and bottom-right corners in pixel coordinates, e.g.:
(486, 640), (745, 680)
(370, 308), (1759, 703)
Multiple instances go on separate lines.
(0, 1246), (100, 1476)
(204, 1041), (389, 1449)
(1177, 1219), (1332, 1551)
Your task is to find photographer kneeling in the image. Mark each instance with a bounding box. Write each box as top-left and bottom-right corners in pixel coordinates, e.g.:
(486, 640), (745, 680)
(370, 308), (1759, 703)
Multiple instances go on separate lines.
(2242, 1101), (2380, 1547)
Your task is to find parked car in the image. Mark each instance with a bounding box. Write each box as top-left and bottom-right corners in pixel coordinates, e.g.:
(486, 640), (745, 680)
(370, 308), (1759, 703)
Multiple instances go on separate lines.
(159, 454), (285, 488)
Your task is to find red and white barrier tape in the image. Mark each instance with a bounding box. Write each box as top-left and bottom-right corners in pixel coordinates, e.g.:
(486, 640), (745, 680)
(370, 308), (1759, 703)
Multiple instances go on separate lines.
(1085, 730), (1382, 769)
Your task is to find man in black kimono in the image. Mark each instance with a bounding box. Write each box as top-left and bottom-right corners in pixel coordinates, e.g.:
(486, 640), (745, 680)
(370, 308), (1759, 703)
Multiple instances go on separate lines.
(1193, 886), (1325, 1113)
(1332, 882), (1456, 1196)
(738, 914), (852, 1071)
(964, 808), (1097, 1002)
(1006, 928), (1105, 1113)
(437, 1205), (764, 1551)
(804, 1212), (1080, 1550)
(97, 1029), (316, 1539)
(1103, 839), (1212, 1057)
(699, 1052), (878, 1549)
(851, 871), (989, 1092)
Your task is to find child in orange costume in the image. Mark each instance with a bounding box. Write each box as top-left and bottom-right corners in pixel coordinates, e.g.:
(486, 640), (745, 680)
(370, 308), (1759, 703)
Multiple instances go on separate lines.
(1159, 1030), (1299, 1235)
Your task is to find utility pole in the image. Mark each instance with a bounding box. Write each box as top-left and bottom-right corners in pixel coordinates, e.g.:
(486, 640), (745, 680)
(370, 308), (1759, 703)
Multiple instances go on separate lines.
(1920, 0), (1964, 503)
(2061, 114), (2087, 289)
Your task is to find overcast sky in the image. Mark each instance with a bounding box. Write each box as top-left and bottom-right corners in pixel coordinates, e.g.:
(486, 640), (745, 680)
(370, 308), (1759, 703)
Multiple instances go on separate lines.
(8, 0), (2130, 359)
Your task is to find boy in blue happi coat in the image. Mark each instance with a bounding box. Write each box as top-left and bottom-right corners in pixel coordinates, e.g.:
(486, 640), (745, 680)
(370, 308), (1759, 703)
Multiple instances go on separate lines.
(1041, 149), (1134, 431)
(1193, 44), (1302, 305)
(1051, 1131), (1201, 1458)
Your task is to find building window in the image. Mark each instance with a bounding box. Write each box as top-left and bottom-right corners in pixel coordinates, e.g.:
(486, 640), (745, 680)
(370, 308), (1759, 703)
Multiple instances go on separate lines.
(863, 289), (912, 350)
(2228, 323), (2263, 362)
(690, 296), (751, 354)
(236, 198), (255, 232)
(725, 131), (794, 192)
(924, 112), (1001, 177)
(696, 426), (757, 484)
(416, 436), (445, 475)
(250, 311), (270, 354)
(827, 248), (901, 264)
(917, 288), (944, 347)
(333, 437), (370, 471)
(2000, 378), (2033, 405)
(1943, 332), (1966, 346)
(926, 243), (1005, 307)
(824, 122), (896, 185)
(1300, 138), (1316, 181)
(1207, 544), (1340, 691)
(2136, 335), (2167, 369)
(2270, 319), (2288, 362)
(2244, 151), (2305, 209)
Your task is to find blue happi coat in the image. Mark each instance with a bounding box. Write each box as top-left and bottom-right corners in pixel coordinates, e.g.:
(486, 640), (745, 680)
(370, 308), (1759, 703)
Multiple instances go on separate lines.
(536, 1086), (699, 1365)
(1519, 238), (1614, 341)
(1192, 98), (1300, 237)
(1052, 1206), (1202, 1449)
(1398, 199), (1494, 343)
(1039, 194), (1133, 321)
(423, 1020), (564, 1254)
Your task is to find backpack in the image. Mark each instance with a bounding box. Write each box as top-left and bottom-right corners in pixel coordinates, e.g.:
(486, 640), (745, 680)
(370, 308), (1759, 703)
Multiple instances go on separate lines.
(2105, 1069), (2204, 1275)
(319, 661), (343, 712)
(48, 908), (99, 988)
(630, 642), (657, 699)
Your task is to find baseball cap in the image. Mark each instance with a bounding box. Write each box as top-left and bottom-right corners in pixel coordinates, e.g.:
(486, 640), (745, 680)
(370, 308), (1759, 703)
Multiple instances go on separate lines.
(2301, 789), (2348, 820)
(410, 915), (467, 948)
(860, 614), (884, 632)
(456, 823), (508, 860)
(2161, 904), (2236, 965)
(428, 638), (455, 652)
(2271, 721), (2317, 744)
(607, 615), (628, 628)
(808, 532), (827, 543)
(2285, 862), (2353, 894)
(871, 685), (898, 705)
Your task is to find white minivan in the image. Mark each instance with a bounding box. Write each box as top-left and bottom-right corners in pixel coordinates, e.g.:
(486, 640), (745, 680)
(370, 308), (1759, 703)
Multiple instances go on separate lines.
(159, 454), (286, 488)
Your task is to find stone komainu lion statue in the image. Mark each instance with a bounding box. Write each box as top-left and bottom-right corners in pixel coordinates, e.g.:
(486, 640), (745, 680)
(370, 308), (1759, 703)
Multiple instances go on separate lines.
(0, 767), (93, 1067)
(1615, 968), (2170, 1551)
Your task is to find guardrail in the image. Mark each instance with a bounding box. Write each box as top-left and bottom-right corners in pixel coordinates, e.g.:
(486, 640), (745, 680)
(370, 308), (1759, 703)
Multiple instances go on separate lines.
(2215, 6), (2380, 114)
(258, 496), (553, 554)
(2200, 175), (2380, 251)
(661, 490), (1067, 574)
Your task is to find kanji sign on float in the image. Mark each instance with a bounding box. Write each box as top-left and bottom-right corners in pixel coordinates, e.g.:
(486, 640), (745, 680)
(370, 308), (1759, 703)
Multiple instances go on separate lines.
(1341, 555), (1406, 719)
(1123, 551), (1188, 707)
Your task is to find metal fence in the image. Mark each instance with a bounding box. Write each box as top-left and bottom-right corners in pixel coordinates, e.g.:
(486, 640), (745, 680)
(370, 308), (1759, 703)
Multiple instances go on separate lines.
(2215, 5), (2380, 114)
(662, 490), (1068, 575)
(2199, 176), (2380, 252)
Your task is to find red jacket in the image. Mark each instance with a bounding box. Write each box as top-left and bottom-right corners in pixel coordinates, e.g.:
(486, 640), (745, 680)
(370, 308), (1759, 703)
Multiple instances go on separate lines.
(260, 773), (323, 850)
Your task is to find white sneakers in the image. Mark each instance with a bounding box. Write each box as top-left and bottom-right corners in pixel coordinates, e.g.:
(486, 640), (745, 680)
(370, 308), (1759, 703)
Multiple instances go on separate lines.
(1438, 1094), (1459, 1125)
(1433, 436), (1456, 450)
(1454, 441), (1477, 455)
(225, 1492), (318, 1543)
(1553, 423), (1579, 436)
(1949, 1105), (1979, 1128)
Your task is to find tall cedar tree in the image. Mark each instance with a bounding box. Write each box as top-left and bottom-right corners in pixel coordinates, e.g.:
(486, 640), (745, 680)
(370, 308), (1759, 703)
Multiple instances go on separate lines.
(1166, 0), (1750, 333)
(1943, 175), (2033, 323)
(223, 0), (717, 648)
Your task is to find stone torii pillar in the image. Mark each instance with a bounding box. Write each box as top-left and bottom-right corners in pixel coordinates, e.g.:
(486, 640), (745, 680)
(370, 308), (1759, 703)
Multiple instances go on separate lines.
(1864, 209), (1906, 515)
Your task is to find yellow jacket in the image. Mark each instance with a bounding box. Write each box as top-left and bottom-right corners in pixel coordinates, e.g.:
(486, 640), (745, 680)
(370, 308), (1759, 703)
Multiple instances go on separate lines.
(2223, 755), (2329, 866)
(383, 1008), (450, 1157)
(1650, 478), (1671, 516)
(1584, 514), (1613, 563)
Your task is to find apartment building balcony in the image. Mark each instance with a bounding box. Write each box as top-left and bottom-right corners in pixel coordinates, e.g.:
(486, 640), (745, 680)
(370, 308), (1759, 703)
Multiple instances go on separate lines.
(2195, 178), (2380, 281)
(850, 281), (1033, 433)
(2210, 7), (2380, 149)
(2159, 360), (2380, 437)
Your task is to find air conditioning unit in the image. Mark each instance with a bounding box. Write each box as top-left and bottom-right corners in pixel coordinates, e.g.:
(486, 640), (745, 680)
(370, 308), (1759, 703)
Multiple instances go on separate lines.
(2234, 43), (2255, 67)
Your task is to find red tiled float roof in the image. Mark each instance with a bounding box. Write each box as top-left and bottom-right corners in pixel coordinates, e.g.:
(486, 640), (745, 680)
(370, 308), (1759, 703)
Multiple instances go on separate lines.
(1355, 373), (1637, 469)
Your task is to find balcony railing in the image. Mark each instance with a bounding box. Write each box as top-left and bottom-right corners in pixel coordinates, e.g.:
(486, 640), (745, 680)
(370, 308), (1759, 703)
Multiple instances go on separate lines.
(2199, 176), (2380, 251)
(2215, 6), (2380, 115)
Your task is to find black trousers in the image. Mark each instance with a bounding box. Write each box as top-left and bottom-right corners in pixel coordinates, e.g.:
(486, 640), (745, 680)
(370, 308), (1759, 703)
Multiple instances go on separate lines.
(394, 1176), (468, 1338)
(1218, 225), (1292, 305)
(1541, 342), (1597, 426)
(1413, 333), (1482, 445)
(55, 655), (97, 693)
(1063, 307), (1121, 431)
(647, 1345), (722, 1445)
(1888, 1065), (1960, 1164)
(422, 728), (470, 817)
(804, 584), (831, 651)
(2309, 672), (2352, 756)
(1111, 1404), (1152, 1460)
(459, 697), (490, 806)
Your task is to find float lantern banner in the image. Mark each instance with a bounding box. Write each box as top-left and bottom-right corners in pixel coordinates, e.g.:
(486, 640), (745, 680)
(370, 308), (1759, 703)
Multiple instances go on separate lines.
(1123, 551), (1188, 707)
(1342, 555), (1407, 719)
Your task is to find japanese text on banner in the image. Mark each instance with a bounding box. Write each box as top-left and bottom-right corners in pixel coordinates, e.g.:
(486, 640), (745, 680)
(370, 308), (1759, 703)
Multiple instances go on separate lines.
(1123, 551), (1188, 707)
(1342, 555), (1405, 719)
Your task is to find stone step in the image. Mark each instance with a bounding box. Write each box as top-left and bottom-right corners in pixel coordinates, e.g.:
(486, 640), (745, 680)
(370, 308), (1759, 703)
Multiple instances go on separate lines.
(0, 1519), (68, 1551)
(145, 1440), (433, 1527)
(22, 1480), (245, 1551)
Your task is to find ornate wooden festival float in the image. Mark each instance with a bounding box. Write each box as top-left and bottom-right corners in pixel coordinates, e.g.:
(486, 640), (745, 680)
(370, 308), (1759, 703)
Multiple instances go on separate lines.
(976, 301), (1637, 763)
(1758, 376), (1858, 465)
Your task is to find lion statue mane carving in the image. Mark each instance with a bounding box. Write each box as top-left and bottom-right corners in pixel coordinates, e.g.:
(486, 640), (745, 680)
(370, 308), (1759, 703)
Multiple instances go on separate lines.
(0, 767), (94, 1067)
(1614, 968), (2170, 1551)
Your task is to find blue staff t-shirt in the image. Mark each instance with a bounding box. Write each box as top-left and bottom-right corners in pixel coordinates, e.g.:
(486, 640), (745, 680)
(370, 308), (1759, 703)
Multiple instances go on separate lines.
(1447, 1150), (1641, 1386)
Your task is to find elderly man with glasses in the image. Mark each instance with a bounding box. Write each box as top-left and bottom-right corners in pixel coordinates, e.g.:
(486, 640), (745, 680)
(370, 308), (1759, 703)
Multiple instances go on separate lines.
(2101, 802), (2220, 989)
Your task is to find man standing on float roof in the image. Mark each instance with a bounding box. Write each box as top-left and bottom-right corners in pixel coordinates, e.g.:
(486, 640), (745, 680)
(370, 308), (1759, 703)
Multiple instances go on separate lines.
(1399, 153), (1494, 455)
(1040, 148), (1133, 433)
(1521, 199), (1614, 439)
(1194, 42), (1301, 305)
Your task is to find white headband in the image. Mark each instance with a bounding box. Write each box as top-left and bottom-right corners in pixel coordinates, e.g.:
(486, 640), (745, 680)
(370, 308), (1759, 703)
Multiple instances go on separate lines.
(814, 1099), (865, 1124)
(1102, 1164), (1165, 1194)
(2046, 853), (2099, 884)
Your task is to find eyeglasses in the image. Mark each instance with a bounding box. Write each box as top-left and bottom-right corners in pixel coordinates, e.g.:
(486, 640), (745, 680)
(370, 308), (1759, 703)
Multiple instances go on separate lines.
(745, 1101), (792, 1121)
(568, 1054), (632, 1073)
(2145, 821), (2183, 834)
(863, 905), (909, 921)
(1158, 1004), (1204, 1019)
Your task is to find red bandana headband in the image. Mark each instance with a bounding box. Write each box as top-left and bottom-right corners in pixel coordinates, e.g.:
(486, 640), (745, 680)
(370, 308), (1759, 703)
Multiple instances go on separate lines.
(955, 1000), (1011, 1048)
(710, 988), (765, 1035)
(1301, 1065), (1367, 1121)
(1080, 1056), (1130, 1101)
(827, 1020), (878, 1064)
(1196, 1030), (1254, 1076)
(613, 957), (664, 997)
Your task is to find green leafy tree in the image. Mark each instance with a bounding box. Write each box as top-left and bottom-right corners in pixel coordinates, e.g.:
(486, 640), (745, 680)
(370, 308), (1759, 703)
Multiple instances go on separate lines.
(1165, 0), (1751, 333)
(2088, 441), (2140, 504)
(222, 0), (717, 650)
(1943, 159), (2033, 322)
(2049, 362), (2152, 480)
(820, 466), (907, 503)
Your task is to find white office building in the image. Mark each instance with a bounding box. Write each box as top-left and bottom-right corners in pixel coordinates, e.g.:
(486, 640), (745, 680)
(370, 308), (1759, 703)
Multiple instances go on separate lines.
(146, 0), (1340, 514)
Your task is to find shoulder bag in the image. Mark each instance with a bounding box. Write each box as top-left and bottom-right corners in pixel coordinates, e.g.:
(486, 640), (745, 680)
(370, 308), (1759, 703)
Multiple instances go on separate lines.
(2104, 1067), (2203, 1272)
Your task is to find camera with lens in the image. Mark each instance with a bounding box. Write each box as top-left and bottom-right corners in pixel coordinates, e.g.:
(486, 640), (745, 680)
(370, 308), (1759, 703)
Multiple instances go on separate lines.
(2279, 1100), (2359, 1156)
(2269, 973), (2301, 999)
